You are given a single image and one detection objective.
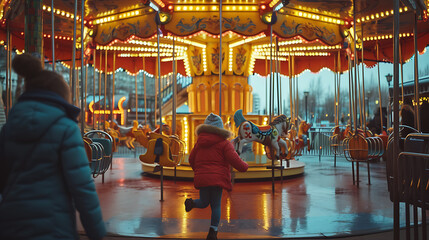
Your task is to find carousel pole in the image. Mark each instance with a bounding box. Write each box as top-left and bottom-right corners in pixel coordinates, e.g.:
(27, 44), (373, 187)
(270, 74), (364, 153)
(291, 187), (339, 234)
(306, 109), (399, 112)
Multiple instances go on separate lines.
(5, 22), (9, 119)
(334, 62), (337, 125)
(291, 60), (295, 122)
(414, 12), (420, 131)
(71, 0), (78, 105)
(51, 0), (55, 71)
(93, 50), (96, 129)
(172, 36), (177, 183)
(357, 61), (363, 129)
(135, 65), (138, 122)
(276, 37), (280, 115)
(156, 22), (164, 201)
(377, 43), (384, 132)
(361, 27), (366, 134)
(269, 25), (273, 122)
(352, 1), (359, 187)
(295, 73), (299, 121)
(338, 51), (341, 125)
(219, 0), (223, 117)
(348, 56), (353, 129)
(98, 50), (102, 129)
(143, 57), (147, 125)
(80, 0), (85, 135)
(393, 0), (401, 238)
(289, 56), (293, 121)
(353, 2), (359, 133)
(172, 37), (177, 135)
(111, 51), (116, 122)
(399, 41), (404, 104)
(275, 37), (283, 182)
(104, 49), (107, 130)
(266, 56), (268, 114)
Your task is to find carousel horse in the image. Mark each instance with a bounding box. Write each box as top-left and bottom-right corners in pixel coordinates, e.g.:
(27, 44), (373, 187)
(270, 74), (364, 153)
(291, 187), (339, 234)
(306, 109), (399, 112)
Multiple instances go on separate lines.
(295, 121), (311, 155)
(152, 123), (172, 136)
(132, 122), (151, 148)
(111, 120), (136, 150)
(139, 124), (186, 169)
(104, 121), (118, 152)
(233, 109), (290, 160)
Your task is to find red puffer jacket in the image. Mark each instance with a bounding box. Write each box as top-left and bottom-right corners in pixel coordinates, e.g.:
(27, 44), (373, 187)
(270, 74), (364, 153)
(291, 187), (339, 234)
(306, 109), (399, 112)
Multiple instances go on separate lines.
(189, 124), (248, 191)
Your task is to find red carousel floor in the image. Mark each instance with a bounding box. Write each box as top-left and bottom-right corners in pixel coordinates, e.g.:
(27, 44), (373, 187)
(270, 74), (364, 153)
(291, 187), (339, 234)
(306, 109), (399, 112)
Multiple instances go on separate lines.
(78, 153), (418, 239)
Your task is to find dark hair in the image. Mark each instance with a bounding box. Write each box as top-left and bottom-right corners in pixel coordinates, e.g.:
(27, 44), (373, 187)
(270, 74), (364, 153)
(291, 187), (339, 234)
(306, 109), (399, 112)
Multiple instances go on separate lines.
(12, 53), (71, 102)
(400, 104), (415, 127)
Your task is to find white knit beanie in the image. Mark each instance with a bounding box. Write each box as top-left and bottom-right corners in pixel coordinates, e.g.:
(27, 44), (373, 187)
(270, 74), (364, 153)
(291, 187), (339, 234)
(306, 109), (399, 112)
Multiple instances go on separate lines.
(204, 113), (224, 129)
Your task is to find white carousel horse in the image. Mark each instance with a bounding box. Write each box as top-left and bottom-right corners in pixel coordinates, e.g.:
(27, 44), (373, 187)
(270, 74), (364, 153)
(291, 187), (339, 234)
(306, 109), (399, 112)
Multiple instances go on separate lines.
(233, 109), (291, 160)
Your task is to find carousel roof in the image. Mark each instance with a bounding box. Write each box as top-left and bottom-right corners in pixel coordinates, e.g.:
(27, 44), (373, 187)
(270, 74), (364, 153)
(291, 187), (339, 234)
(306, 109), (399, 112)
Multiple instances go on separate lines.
(1, 0), (429, 77)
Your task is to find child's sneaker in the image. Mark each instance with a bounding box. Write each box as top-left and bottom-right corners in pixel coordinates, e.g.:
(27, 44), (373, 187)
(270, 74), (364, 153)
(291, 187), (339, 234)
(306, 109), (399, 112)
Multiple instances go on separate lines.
(206, 227), (218, 240)
(184, 198), (194, 212)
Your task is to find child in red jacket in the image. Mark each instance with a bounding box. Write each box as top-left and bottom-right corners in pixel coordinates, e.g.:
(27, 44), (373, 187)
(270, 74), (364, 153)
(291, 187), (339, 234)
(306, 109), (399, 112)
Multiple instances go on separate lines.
(185, 113), (248, 240)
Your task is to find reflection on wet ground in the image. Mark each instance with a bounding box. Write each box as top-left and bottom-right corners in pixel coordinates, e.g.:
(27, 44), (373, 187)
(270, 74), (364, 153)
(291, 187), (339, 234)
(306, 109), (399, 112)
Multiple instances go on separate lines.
(80, 155), (407, 239)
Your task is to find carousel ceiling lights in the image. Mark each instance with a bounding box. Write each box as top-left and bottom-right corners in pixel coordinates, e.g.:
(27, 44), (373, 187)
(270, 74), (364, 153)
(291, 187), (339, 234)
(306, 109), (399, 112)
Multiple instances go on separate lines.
(183, 52), (192, 76)
(279, 45), (342, 51)
(163, 36), (206, 48)
(356, 7), (408, 23)
(42, 5), (77, 20)
(229, 48), (233, 72)
(248, 51), (256, 75)
(129, 39), (188, 50)
(161, 56), (186, 62)
(174, 4), (258, 11)
(93, 9), (146, 25)
(255, 51), (330, 57)
(118, 52), (185, 58)
(202, 48), (208, 72)
(97, 45), (187, 54)
(362, 32), (413, 41)
(229, 33), (266, 48)
(278, 39), (303, 46)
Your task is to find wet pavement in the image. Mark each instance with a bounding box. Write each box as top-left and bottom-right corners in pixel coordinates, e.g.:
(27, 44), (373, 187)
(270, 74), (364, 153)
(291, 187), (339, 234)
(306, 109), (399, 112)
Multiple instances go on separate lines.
(79, 154), (411, 239)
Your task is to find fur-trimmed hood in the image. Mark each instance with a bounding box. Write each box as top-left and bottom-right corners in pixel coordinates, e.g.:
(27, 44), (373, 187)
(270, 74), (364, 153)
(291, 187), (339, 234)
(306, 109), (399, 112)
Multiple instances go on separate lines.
(196, 124), (232, 139)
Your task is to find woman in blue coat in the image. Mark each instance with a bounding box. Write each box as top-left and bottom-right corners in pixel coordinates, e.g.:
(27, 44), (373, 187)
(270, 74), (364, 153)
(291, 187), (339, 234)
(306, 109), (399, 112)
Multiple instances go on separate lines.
(0, 54), (106, 240)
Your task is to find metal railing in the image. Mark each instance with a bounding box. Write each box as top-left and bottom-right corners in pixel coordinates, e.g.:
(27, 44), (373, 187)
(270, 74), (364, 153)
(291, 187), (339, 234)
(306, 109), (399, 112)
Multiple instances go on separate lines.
(303, 127), (337, 156)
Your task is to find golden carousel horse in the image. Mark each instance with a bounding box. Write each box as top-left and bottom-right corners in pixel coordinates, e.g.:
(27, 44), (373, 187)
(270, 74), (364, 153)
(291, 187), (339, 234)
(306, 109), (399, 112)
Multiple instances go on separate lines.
(295, 120), (311, 156)
(139, 124), (186, 169)
(108, 120), (136, 150)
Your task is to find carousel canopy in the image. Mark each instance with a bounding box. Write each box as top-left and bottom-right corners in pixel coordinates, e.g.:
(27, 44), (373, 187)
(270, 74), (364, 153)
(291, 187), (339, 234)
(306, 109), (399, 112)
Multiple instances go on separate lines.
(1, 0), (429, 77)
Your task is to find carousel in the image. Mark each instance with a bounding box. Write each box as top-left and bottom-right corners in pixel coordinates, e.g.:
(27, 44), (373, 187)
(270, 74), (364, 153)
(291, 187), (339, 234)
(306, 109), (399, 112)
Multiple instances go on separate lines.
(2, 0), (429, 237)
(2, 0), (429, 179)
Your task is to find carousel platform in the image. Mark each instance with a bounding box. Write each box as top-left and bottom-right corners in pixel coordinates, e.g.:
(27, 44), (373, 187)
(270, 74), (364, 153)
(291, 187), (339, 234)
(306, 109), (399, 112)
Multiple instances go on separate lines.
(78, 154), (427, 239)
(141, 159), (305, 180)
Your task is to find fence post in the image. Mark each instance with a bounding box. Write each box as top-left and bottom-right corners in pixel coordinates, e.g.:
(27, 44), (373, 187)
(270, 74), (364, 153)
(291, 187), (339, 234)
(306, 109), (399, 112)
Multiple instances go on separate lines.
(319, 128), (322, 162)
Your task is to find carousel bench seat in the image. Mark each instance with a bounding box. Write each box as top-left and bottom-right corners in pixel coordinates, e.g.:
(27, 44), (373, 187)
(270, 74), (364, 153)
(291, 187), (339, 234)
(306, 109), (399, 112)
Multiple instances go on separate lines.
(84, 130), (114, 183)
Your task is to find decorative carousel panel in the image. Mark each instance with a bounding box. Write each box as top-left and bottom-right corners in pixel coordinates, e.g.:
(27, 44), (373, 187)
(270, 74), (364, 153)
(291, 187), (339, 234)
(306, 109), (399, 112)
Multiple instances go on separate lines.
(188, 46), (205, 76)
(94, 12), (157, 45)
(206, 42), (228, 75)
(274, 10), (343, 46)
(164, 11), (266, 37)
(285, 0), (352, 19)
(232, 44), (251, 76)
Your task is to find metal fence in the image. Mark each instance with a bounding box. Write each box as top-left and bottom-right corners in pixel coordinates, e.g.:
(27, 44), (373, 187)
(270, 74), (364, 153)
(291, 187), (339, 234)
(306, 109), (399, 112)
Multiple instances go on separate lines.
(304, 127), (339, 157)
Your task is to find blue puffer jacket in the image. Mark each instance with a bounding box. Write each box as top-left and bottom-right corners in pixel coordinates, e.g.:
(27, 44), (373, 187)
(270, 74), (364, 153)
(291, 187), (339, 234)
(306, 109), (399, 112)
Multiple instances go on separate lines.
(0, 90), (106, 240)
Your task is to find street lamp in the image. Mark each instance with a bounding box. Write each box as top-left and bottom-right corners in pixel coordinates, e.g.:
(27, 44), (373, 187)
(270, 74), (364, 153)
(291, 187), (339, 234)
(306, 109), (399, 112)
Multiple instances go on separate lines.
(385, 73), (393, 87)
(304, 91), (309, 122)
(385, 73), (393, 128)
